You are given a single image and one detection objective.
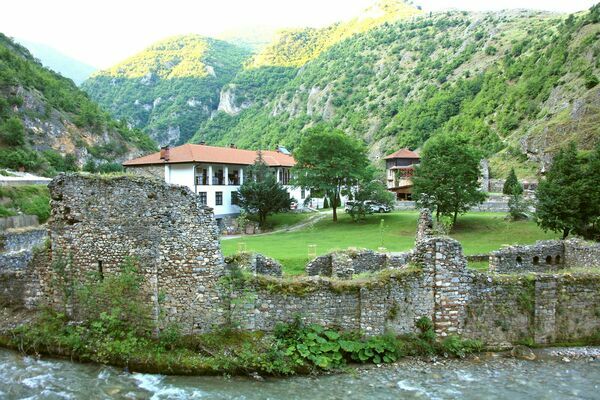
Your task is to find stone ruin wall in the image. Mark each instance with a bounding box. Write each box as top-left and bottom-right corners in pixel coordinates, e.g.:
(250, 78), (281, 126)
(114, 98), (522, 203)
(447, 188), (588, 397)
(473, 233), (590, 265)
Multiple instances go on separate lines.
(45, 173), (226, 332)
(305, 249), (412, 279)
(2, 173), (600, 346)
(490, 240), (566, 273)
(488, 239), (600, 274)
(0, 227), (48, 306)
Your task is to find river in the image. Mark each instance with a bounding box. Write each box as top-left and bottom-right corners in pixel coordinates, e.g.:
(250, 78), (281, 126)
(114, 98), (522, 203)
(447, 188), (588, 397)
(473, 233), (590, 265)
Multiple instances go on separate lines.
(1, 349), (599, 399)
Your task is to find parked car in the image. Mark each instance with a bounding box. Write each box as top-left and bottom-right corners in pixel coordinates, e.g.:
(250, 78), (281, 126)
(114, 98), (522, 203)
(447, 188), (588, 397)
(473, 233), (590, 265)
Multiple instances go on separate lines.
(344, 201), (358, 212)
(364, 201), (391, 213)
(344, 200), (391, 213)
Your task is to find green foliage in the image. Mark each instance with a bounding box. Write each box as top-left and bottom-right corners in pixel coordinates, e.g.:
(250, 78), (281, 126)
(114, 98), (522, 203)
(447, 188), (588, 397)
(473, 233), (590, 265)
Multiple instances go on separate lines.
(273, 317), (403, 370)
(347, 172), (394, 222)
(0, 33), (156, 175)
(322, 196), (330, 209)
(292, 125), (370, 221)
(237, 152), (292, 227)
(503, 168), (523, 195)
(0, 185), (50, 222)
(83, 35), (250, 144)
(508, 192), (530, 221)
(413, 134), (487, 223)
(194, 7), (598, 169)
(584, 70), (599, 89)
(536, 143), (600, 239)
(0, 116), (25, 146)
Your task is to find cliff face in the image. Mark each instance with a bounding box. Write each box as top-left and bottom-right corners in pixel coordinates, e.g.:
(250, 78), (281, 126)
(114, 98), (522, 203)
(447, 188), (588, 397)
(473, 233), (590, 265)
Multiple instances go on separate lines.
(82, 35), (250, 146)
(0, 33), (156, 174)
(197, 6), (599, 178)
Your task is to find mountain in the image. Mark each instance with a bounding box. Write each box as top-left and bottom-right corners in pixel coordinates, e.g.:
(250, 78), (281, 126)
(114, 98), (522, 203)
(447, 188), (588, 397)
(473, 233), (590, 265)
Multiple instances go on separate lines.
(195, 3), (599, 178)
(82, 35), (251, 146)
(0, 33), (156, 175)
(217, 26), (278, 53)
(16, 39), (96, 85)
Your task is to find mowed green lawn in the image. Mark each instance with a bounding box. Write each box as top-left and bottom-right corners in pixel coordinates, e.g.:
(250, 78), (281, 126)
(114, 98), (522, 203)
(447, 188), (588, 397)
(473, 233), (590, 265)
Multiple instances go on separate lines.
(221, 211), (557, 275)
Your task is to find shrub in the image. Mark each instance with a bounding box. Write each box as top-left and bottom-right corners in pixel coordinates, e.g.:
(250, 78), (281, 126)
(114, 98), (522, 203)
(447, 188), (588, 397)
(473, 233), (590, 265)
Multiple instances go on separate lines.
(0, 117), (25, 146)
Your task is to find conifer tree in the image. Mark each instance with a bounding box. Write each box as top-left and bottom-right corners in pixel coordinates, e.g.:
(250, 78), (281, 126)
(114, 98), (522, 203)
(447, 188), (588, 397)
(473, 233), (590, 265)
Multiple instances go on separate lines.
(503, 168), (523, 195)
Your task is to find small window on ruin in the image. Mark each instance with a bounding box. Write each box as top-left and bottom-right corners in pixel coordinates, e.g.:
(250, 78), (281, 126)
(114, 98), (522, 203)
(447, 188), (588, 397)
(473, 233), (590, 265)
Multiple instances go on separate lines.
(555, 255), (561, 264)
(546, 255), (552, 265)
(533, 256), (540, 265)
(516, 256), (522, 264)
(98, 260), (104, 280)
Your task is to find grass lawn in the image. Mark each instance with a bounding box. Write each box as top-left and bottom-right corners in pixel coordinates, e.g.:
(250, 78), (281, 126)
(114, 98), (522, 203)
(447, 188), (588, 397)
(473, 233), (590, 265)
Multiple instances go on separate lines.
(221, 211), (558, 275)
(255, 212), (315, 231)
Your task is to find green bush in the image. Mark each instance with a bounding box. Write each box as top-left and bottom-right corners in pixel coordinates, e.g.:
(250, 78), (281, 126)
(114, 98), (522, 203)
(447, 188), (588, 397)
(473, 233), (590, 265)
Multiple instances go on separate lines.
(0, 185), (51, 222)
(0, 117), (25, 146)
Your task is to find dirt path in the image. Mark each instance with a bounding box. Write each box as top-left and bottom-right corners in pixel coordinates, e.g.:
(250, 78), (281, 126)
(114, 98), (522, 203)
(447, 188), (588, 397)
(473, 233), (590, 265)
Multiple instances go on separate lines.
(220, 211), (331, 241)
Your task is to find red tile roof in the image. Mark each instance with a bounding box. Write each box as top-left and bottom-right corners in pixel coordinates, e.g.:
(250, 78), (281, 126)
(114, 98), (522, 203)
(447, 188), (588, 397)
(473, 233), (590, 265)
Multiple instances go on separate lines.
(383, 148), (420, 160)
(123, 144), (296, 167)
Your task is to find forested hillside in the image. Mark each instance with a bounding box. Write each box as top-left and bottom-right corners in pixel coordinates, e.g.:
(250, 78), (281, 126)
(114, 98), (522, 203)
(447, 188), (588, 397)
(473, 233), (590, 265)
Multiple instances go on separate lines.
(79, 0), (599, 179)
(197, 4), (599, 178)
(82, 35), (250, 146)
(200, 6), (600, 174)
(0, 34), (156, 175)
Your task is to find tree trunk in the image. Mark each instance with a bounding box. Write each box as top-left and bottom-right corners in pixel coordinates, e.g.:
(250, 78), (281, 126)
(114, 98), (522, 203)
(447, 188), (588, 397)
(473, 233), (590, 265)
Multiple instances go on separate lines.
(562, 227), (570, 240)
(436, 209), (440, 222)
(332, 205), (338, 222)
(453, 210), (458, 225)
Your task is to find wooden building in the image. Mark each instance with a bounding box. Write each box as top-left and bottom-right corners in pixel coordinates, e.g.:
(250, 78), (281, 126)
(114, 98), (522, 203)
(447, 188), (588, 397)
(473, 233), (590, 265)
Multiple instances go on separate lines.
(384, 148), (420, 201)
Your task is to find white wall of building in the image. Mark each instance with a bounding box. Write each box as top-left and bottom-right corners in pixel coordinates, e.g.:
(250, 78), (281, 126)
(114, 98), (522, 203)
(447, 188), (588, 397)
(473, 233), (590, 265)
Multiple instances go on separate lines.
(160, 163), (310, 218)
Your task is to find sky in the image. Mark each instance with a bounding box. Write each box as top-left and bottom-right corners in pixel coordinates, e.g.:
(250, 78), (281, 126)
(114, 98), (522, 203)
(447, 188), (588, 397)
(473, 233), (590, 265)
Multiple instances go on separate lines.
(1, 0), (597, 69)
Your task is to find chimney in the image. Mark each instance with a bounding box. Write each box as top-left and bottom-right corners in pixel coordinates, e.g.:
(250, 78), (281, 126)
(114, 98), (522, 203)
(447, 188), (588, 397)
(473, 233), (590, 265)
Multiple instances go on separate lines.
(229, 143), (236, 149)
(159, 145), (170, 161)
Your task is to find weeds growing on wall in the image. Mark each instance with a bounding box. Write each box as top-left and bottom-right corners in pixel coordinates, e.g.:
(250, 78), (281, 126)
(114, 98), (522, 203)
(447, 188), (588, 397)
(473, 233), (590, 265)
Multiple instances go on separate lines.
(4, 260), (482, 376)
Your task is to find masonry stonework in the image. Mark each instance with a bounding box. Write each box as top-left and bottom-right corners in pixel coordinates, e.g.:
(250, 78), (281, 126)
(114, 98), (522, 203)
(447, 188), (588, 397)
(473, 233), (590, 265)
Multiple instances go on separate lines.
(2, 174), (600, 348)
(46, 173), (226, 333)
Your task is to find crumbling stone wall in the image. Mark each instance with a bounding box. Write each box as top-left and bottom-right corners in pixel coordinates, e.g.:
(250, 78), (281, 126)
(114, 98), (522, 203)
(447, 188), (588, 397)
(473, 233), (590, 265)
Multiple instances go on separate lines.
(463, 275), (535, 346)
(225, 252), (282, 277)
(564, 238), (600, 268)
(0, 227), (47, 253)
(305, 249), (411, 278)
(125, 165), (165, 180)
(46, 173), (225, 333)
(489, 240), (565, 273)
(0, 227), (48, 303)
(5, 180), (600, 346)
(229, 270), (431, 336)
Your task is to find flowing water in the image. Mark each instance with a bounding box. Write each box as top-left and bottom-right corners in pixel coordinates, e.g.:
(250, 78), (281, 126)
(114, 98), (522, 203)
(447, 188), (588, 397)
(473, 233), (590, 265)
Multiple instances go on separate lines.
(1, 348), (599, 399)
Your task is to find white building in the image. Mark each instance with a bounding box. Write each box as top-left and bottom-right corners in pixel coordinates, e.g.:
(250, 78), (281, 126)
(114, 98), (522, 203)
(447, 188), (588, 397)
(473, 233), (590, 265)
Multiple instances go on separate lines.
(123, 143), (307, 218)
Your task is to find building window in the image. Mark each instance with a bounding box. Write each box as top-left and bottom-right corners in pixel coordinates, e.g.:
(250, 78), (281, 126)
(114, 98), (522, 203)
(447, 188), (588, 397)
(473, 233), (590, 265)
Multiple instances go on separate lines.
(213, 169), (224, 185)
(216, 191), (223, 206)
(279, 168), (291, 185)
(229, 169), (240, 185)
(195, 168), (208, 185)
(198, 192), (207, 205)
(231, 191), (240, 205)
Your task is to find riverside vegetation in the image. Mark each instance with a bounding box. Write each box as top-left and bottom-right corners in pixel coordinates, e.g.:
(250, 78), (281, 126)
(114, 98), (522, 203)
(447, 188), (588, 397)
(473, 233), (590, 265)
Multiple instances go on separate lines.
(1, 258), (482, 376)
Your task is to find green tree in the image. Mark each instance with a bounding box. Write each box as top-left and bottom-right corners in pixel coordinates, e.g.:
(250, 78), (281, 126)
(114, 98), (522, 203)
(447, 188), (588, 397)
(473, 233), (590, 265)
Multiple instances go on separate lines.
(292, 125), (369, 221)
(503, 168), (523, 195)
(535, 142), (583, 239)
(412, 134), (486, 223)
(347, 175), (394, 222)
(237, 152), (291, 227)
(545, 143), (600, 240)
(0, 117), (25, 146)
